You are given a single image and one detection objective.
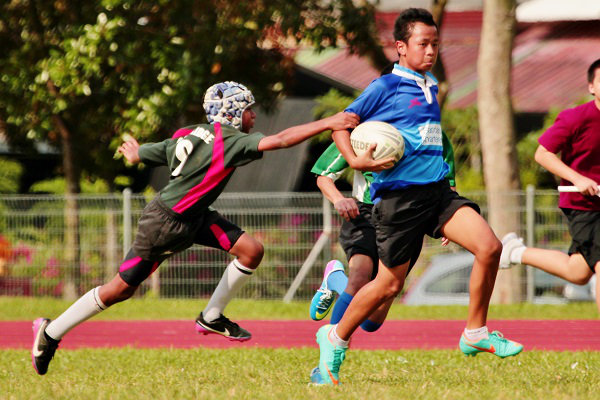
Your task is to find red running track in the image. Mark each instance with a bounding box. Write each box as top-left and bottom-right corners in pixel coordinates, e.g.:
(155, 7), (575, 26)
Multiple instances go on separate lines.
(3, 320), (599, 351)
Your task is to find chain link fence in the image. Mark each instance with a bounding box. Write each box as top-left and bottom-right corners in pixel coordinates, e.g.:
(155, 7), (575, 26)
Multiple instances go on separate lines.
(0, 189), (587, 303)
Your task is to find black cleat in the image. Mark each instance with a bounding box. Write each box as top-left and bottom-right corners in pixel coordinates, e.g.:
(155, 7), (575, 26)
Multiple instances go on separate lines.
(195, 312), (251, 342)
(31, 318), (60, 375)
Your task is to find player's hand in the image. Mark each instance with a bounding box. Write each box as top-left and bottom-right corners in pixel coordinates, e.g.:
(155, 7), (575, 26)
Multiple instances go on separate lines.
(572, 176), (600, 197)
(333, 198), (359, 221)
(440, 237), (450, 247)
(327, 112), (360, 131)
(118, 136), (141, 164)
(352, 143), (395, 172)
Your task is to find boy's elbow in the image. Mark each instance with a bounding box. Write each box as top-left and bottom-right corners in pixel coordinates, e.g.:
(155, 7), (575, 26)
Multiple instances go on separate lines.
(534, 146), (547, 164)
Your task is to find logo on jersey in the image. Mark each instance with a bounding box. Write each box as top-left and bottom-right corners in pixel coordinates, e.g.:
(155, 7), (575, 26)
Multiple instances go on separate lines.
(408, 98), (423, 109)
(190, 126), (215, 144)
(418, 123), (442, 146)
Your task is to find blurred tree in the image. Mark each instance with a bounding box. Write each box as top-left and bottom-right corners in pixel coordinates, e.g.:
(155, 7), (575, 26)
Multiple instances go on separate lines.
(0, 157), (23, 193)
(0, 0), (384, 190)
(0, 0), (383, 296)
(431, 0), (449, 109)
(477, 0), (521, 304)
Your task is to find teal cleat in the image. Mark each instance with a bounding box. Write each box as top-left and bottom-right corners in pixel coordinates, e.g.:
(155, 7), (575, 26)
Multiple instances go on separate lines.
(316, 324), (347, 385)
(309, 260), (345, 321)
(309, 366), (324, 385)
(459, 331), (523, 358)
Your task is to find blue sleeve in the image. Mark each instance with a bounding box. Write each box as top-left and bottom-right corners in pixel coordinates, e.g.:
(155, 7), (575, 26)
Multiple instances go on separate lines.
(345, 79), (387, 121)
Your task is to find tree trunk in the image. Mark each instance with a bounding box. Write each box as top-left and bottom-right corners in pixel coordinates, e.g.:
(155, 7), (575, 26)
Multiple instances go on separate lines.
(431, 0), (450, 109)
(52, 113), (81, 300)
(477, 0), (523, 303)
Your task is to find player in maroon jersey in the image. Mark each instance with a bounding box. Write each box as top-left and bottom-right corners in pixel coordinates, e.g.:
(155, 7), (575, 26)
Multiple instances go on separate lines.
(501, 59), (600, 312)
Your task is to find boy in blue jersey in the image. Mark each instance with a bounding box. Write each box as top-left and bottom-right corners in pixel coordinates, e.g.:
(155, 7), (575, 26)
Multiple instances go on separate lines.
(315, 8), (523, 385)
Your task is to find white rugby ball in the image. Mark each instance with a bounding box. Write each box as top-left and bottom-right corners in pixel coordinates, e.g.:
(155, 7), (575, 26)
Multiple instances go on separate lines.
(350, 121), (404, 162)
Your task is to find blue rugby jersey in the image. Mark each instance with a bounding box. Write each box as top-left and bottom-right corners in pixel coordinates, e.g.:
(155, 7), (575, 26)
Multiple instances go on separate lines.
(345, 64), (449, 202)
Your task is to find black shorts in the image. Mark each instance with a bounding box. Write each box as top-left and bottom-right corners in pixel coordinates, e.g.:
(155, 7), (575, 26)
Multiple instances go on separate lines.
(119, 197), (244, 286)
(562, 208), (600, 272)
(339, 202), (378, 277)
(372, 180), (479, 270)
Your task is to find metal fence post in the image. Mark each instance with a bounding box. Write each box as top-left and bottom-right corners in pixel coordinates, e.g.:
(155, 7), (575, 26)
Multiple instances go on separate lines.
(122, 188), (132, 257)
(283, 196), (332, 302)
(525, 185), (535, 303)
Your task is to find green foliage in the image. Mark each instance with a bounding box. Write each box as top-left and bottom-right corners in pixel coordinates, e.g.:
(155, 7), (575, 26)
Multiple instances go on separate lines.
(517, 108), (561, 189)
(312, 89), (359, 142)
(29, 177), (110, 194)
(0, 157), (23, 193)
(0, 1), (382, 192)
(441, 107), (483, 190)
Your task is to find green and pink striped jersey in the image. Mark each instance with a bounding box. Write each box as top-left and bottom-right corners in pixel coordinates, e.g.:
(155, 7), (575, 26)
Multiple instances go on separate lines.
(138, 122), (264, 216)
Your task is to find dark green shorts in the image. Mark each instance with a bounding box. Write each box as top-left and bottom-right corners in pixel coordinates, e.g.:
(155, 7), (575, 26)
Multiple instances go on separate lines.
(119, 196), (244, 286)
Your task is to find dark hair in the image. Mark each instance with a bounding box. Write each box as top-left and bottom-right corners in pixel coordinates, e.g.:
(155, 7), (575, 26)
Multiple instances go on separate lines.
(380, 61), (397, 76)
(394, 8), (437, 42)
(588, 58), (600, 83)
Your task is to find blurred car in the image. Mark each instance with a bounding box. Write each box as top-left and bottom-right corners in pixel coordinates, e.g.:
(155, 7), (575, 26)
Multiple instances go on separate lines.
(402, 252), (595, 305)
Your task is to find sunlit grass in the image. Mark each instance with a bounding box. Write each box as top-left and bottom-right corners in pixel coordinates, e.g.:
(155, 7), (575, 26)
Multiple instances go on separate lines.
(4, 348), (599, 400)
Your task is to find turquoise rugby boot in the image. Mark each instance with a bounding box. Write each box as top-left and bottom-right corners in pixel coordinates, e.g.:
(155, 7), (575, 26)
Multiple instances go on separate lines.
(309, 260), (345, 321)
(316, 324), (347, 385)
(460, 330), (523, 358)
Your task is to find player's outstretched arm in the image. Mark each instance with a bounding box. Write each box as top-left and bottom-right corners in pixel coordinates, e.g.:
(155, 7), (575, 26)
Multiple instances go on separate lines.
(316, 175), (359, 221)
(117, 136), (141, 164)
(331, 129), (394, 172)
(257, 112), (359, 152)
(535, 145), (599, 196)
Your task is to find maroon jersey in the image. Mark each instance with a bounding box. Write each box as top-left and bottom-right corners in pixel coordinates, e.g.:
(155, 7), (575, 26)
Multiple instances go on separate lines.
(539, 101), (600, 211)
(138, 122), (264, 216)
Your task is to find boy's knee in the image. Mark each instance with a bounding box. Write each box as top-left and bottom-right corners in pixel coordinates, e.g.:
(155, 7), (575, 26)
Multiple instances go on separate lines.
(382, 280), (403, 299)
(476, 238), (502, 263)
(237, 238), (264, 269)
(346, 273), (370, 294)
(102, 281), (137, 306)
(250, 240), (264, 263)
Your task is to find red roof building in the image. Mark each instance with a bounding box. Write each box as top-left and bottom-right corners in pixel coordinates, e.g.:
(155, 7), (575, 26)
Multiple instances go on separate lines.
(294, 11), (600, 113)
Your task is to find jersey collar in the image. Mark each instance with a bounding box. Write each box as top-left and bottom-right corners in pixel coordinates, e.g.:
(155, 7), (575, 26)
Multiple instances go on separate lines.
(392, 64), (438, 104)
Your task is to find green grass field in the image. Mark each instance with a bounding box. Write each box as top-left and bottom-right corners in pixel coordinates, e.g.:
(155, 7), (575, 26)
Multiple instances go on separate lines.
(4, 348), (599, 399)
(2, 298), (599, 399)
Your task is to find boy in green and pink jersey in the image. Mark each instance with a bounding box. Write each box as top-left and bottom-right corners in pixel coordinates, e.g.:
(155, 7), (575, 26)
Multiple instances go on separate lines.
(31, 81), (359, 376)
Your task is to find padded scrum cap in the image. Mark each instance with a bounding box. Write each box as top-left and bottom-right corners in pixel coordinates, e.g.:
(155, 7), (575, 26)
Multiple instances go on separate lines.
(203, 81), (255, 130)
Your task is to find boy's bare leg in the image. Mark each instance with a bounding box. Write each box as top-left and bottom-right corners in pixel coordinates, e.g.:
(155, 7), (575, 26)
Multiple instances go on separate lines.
(522, 249), (594, 284)
(368, 297), (395, 324)
(346, 254), (374, 294)
(441, 206), (501, 329)
(336, 261), (410, 340)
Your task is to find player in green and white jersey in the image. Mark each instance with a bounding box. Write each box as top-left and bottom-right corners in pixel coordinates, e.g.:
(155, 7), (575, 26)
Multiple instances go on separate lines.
(309, 135), (455, 384)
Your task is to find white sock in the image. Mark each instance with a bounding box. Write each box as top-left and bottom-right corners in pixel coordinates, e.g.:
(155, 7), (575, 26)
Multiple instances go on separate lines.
(329, 325), (350, 348)
(203, 259), (253, 322)
(45, 286), (107, 340)
(510, 246), (527, 264)
(464, 326), (489, 341)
